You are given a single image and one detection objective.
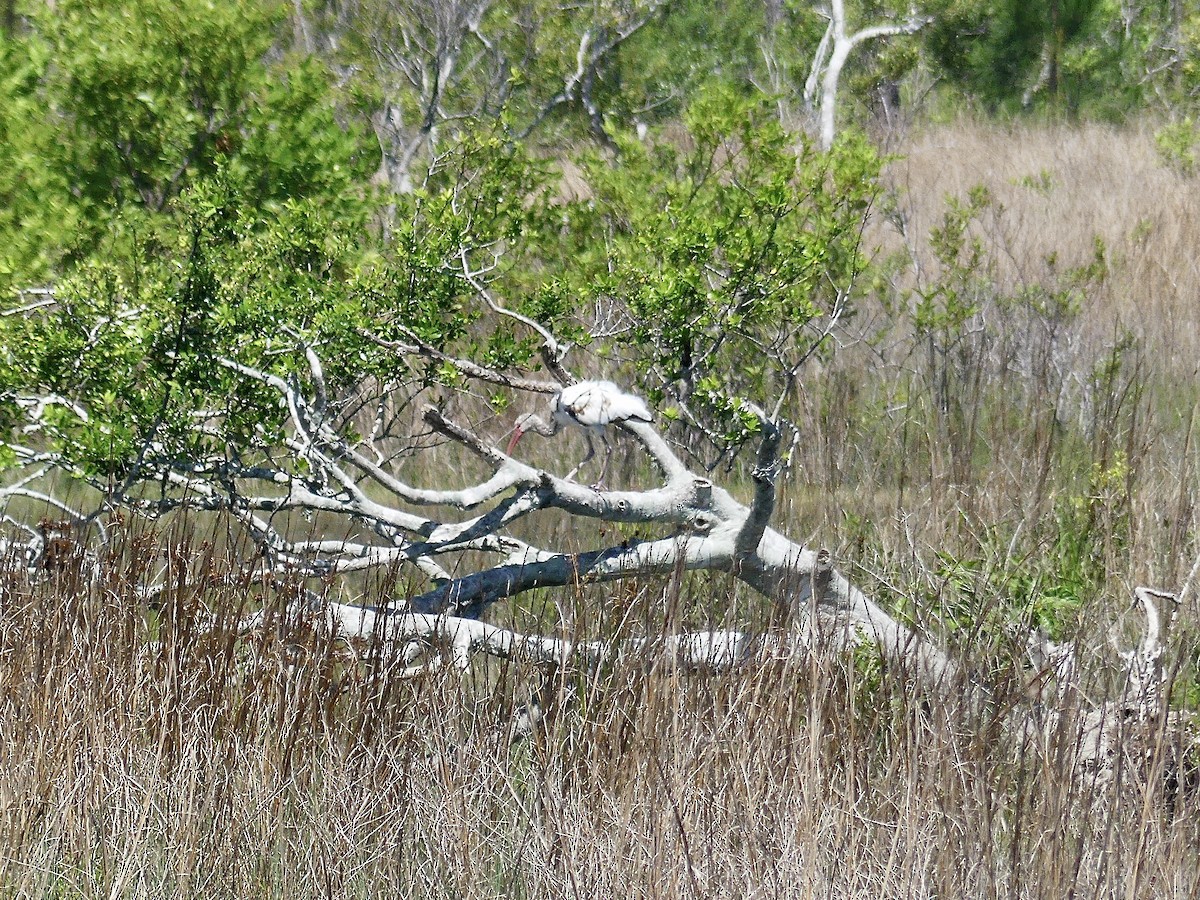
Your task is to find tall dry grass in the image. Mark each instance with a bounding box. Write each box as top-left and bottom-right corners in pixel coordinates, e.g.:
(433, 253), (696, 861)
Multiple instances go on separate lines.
(1, 527), (1198, 899)
(892, 119), (1200, 369)
(1, 527), (1197, 898)
(4, 119), (1200, 897)
(790, 119), (1200, 602)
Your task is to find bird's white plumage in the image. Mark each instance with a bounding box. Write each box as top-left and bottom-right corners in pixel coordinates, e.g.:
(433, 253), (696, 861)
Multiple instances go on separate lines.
(554, 380), (653, 429)
(507, 380), (653, 486)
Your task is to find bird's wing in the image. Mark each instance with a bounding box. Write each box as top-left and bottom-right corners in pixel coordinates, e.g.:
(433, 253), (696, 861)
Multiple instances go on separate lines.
(614, 393), (653, 423)
(558, 382), (605, 425)
(561, 381), (652, 426)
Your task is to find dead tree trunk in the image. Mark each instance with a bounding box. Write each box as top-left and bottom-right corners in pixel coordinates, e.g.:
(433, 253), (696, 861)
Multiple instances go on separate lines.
(194, 339), (963, 699)
(804, 0), (929, 150)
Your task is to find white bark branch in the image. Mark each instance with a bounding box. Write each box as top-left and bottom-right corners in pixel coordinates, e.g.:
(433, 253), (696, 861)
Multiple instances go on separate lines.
(458, 251), (573, 382)
(315, 603), (855, 675)
(803, 18), (834, 113)
(735, 413), (781, 560)
(1120, 586), (1179, 715)
(134, 342), (964, 696)
(362, 328), (562, 395)
(813, 1), (929, 150)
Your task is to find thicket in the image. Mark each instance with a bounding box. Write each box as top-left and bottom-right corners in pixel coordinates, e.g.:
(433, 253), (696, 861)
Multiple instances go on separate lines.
(1, 0), (1200, 896)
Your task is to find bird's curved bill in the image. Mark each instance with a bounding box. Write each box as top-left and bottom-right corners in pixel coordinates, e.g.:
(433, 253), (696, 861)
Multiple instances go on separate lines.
(505, 428), (524, 455)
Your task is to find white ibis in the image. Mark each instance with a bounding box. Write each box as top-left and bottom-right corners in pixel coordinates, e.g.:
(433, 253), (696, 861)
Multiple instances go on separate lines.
(506, 380), (653, 485)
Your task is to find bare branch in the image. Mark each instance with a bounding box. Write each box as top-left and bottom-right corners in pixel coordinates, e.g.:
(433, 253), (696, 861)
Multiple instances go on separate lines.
(362, 329), (562, 394)
(2, 287), (57, 317)
(15, 394), (90, 426)
(629, 421), (694, 481)
(284, 326), (330, 417)
(319, 603), (839, 675)
(1120, 586), (1179, 714)
(459, 250), (574, 383)
(459, 250), (551, 343)
(138, 341), (963, 700)
(404, 533), (729, 617)
(735, 411), (781, 560)
(814, 1), (929, 149)
(803, 17), (834, 112)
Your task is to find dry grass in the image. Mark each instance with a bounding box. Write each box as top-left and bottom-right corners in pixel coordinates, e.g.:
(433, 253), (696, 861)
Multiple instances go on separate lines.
(6, 118), (1200, 897)
(888, 119), (1200, 367)
(1, 538), (1197, 899)
(784, 118), (1200, 593)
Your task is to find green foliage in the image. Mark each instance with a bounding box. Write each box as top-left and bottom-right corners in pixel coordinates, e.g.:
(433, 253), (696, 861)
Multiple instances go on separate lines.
(43, 0), (278, 204)
(1007, 454), (1131, 638)
(0, 0), (370, 283)
(545, 89), (881, 448)
(378, 131), (563, 374)
(1018, 236), (1106, 321)
(230, 55), (375, 206)
(894, 446), (1128, 642)
(0, 0), (383, 479)
(616, 0), (763, 112)
(4, 168), (365, 474)
(0, 75), (888, 480)
(913, 184), (992, 337)
(614, 0), (825, 123)
(0, 34), (75, 288)
(925, 0), (1127, 113)
(0, 122), (559, 476)
(340, 0), (690, 150)
(1155, 118), (1199, 176)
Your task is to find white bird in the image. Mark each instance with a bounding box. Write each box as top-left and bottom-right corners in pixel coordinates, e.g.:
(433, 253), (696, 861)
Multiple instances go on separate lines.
(506, 380), (653, 486)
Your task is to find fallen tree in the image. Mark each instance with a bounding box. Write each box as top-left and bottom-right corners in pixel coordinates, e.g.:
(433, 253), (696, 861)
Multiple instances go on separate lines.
(134, 337), (960, 692)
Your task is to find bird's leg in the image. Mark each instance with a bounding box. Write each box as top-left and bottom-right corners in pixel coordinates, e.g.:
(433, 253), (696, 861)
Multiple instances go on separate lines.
(591, 432), (613, 490)
(564, 432), (597, 483)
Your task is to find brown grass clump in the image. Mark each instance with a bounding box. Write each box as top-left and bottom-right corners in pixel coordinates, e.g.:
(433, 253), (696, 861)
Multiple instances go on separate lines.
(889, 119), (1200, 368)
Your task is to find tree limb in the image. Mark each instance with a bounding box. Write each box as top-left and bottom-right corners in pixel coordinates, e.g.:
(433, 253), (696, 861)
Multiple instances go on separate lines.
(735, 412), (781, 560)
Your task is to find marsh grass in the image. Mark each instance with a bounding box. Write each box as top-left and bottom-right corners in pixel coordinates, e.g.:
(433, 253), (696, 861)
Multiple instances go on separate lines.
(1, 534), (1198, 899)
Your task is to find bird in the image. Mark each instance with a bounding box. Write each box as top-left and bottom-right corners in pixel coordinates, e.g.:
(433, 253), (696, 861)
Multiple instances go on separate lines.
(506, 380), (653, 486)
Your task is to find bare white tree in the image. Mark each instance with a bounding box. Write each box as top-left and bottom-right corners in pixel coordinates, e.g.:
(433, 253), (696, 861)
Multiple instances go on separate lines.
(1118, 586), (1179, 715)
(803, 0), (929, 150)
(1016, 586), (1193, 793)
(7, 297), (1196, 791)
(355, 0), (667, 210)
(217, 355), (961, 693)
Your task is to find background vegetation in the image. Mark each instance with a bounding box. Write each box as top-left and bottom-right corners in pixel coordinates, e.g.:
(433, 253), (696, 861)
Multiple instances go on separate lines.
(1, 0), (1200, 895)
